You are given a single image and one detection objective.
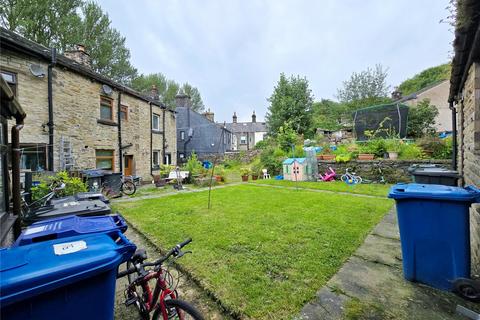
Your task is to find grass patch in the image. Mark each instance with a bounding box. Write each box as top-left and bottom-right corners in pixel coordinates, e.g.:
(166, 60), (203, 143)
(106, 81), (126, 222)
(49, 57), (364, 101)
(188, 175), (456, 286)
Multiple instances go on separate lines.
(250, 179), (391, 197)
(115, 185), (393, 319)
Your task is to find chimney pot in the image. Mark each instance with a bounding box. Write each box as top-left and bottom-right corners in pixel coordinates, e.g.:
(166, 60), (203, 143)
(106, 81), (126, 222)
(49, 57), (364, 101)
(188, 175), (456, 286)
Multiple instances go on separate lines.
(233, 112), (237, 123)
(64, 44), (91, 67)
(252, 110), (256, 123)
(151, 85), (159, 100)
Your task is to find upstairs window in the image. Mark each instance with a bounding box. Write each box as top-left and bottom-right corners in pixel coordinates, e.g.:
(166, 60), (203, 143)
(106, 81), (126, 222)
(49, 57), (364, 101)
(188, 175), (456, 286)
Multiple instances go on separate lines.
(152, 114), (160, 131)
(100, 97), (113, 120)
(1, 71), (17, 96)
(180, 131), (185, 141)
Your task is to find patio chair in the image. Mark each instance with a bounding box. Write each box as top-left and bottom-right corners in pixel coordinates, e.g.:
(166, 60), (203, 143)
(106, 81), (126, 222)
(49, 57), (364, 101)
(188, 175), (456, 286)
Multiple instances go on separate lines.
(262, 169), (271, 179)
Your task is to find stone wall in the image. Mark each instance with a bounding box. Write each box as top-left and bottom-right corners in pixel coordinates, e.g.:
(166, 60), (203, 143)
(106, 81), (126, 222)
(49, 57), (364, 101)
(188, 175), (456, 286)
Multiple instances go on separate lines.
(458, 62), (480, 276)
(198, 149), (261, 164)
(1, 49), (176, 182)
(318, 159), (452, 184)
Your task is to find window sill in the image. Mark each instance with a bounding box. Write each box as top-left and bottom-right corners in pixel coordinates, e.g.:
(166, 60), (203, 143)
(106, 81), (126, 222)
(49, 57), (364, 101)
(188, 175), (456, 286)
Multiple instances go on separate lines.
(152, 130), (164, 134)
(97, 119), (118, 126)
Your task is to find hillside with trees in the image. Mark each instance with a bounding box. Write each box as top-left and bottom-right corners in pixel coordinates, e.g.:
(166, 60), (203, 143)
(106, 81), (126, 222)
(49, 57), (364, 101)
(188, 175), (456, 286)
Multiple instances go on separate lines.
(397, 63), (451, 96)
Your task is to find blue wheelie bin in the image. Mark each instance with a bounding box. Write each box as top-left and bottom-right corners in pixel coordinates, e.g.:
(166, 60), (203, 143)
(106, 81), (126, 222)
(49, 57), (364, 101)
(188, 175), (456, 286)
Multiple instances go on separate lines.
(0, 232), (136, 320)
(13, 214), (128, 246)
(388, 183), (480, 291)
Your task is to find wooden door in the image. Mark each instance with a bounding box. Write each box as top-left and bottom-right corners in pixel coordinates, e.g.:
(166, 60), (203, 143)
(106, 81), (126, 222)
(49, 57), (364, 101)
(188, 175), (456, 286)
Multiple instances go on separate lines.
(124, 155), (134, 176)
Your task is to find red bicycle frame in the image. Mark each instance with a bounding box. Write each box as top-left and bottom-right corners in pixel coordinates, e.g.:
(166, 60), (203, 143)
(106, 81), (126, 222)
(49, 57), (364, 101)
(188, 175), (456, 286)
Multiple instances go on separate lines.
(136, 268), (178, 320)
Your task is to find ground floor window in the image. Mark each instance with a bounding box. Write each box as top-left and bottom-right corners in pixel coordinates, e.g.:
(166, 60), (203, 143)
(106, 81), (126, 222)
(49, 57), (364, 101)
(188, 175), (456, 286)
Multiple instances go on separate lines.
(164, 153), (171, 165)
(96, 150), (114, 170)
(240, 135), (247, 144)
(152, 150), (160, 168)
(20, 143), (47, 171)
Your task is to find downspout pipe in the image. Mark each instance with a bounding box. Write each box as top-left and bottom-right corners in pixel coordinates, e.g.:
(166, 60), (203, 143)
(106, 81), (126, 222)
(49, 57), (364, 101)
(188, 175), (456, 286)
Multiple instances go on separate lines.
(150, 102), (154, 178)
(47, 48), (56, 171)
(11, 123), (24, 237)
(117, 91), (123, 173)
(162, 108), (166, 164)
(449, 100), (457, 171)
(184, 106), (192, 159)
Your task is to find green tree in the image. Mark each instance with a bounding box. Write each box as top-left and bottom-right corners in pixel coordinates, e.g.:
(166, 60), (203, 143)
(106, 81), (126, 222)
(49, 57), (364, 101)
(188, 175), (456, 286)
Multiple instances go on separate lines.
(130, 73), (204, 110)
(0, 0), (137, 83)
(312, 99), (349, 131)
(266, 73), (313, 136)
(277, 121), (298, 151)
(337, 64), (391, 110)
(398, 63), (451, 96)
(407, 99), (439, 138)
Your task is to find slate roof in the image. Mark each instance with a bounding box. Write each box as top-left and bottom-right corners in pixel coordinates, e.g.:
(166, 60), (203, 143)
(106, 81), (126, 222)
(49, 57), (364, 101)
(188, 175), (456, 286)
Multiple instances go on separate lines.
(225, 121), (267, 133)
(0, 27), (171, 110)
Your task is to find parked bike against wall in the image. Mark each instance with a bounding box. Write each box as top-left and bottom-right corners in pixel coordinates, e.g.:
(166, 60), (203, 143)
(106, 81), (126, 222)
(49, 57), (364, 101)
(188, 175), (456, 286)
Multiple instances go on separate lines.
(361, 164), (387, 184)
(117, 238), (203, 320)
(101, 175), (136, 198)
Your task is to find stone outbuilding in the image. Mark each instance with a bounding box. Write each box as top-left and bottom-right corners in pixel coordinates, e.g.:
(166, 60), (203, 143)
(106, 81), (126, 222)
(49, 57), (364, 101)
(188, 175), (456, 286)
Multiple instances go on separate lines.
(449, 0), (480, 275)
(0, 27), (176, 182)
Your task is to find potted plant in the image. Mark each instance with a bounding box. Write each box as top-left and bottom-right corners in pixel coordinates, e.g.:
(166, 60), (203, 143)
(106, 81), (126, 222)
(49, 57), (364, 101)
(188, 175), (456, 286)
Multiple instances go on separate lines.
(318, 146), (335, 161)
(385, 139), (402, 160)
(251, 164), (262, 180)
(240, 167), (251, 182)
(357, 143), (375, 160)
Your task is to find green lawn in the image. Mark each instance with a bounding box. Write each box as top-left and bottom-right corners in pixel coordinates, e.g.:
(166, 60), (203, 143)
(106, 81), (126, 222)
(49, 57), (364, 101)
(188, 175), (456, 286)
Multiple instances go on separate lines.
(250, 179), (391, 197)
(115, 185), (393, 319)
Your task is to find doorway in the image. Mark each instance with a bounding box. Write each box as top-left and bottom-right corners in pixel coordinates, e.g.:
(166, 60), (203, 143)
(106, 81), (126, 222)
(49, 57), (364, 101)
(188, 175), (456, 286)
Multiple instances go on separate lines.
(124, 155), (134, 176)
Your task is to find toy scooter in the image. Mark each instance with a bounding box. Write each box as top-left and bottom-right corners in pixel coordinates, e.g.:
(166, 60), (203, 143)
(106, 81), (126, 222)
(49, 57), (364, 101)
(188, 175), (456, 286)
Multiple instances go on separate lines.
(318, 167), (336, 182)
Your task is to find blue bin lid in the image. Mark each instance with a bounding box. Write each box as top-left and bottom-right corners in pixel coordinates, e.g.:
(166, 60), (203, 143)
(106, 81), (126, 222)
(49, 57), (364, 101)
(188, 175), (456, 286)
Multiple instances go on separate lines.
(388, 183), (480, 202)
(15, 214), (127, 246)
(0, 232), (135, 307)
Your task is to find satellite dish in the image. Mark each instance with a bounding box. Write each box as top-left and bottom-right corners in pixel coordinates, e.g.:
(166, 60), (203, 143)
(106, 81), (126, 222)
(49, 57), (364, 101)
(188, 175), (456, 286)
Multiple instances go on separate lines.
(102, 84), (113, 95)
(29, 64), (46, 78)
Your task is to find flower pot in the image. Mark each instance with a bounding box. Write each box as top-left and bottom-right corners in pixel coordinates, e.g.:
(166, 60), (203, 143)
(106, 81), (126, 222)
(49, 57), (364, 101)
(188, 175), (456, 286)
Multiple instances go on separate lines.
(388, 151), (398, 160)
(358, 153), (374, 160)
(321, 154), (336, 161)
(252, 175), (258, 180)
(241, 175), (249, 182)
(215, 175), (222, 182)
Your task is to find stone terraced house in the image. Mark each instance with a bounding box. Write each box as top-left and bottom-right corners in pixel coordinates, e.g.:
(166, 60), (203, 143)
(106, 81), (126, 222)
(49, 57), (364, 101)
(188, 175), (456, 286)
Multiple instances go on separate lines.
(0, 28), (176, 182)
(449, 0), (480, 275)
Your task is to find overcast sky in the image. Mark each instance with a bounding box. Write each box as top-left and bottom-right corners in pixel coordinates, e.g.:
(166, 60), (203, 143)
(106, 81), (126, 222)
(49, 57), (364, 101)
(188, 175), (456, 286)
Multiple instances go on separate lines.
(98, 0), (452, 123)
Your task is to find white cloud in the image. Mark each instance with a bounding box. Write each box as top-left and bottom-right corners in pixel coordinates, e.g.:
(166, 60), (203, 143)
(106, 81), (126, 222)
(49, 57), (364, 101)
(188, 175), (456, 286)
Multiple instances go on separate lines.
(98, 0), (452, 122)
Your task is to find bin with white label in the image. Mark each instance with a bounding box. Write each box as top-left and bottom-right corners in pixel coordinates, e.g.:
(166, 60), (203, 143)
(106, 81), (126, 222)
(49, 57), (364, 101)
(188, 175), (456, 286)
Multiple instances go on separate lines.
(0, 232), (136, 320)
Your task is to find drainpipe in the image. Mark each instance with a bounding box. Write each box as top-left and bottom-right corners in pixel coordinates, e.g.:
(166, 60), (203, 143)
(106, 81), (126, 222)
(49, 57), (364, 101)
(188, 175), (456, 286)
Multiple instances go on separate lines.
(449, 100), (457, 171)
(184, 106), (192, 158)
(150, 102), (153, 178)
(162, 108), (166, 164)
(117, 91), (123, 173)
(11, 123), (24, 237)
(47, 48), (56, 171)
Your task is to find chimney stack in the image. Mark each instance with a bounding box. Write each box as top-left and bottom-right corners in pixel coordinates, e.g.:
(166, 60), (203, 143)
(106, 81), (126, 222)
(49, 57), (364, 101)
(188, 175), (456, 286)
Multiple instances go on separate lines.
(64, 44), (91, 67)
(232, 112), (237, 123)
(252, 110), (256, 123)
(175, 90), (191, 108)
(150, 85), (159, 101)
(203, 108), (214, 122)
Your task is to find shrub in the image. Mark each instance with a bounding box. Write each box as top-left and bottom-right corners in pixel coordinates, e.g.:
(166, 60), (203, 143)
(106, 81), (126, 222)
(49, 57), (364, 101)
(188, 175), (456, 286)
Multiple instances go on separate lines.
(260, 146), (284, 175)
(384, 139), (403, 153)
(240, 167), (251, 176)
(407, 99), (439, 138)
(184, 152), (206, 182)
(159, 164), (175, 177)
(416, 136), (452, 159)
(32, 171), (87, 201)
(399, 143), (424, 159)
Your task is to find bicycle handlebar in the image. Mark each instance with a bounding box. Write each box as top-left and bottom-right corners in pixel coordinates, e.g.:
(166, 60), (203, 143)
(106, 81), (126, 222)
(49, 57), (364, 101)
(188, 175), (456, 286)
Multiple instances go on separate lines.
(117, 238), (192, 279)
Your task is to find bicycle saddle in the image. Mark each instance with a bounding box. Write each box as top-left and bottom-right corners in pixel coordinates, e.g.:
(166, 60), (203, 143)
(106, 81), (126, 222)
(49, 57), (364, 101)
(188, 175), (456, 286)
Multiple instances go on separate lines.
(132, 249), (147, 263)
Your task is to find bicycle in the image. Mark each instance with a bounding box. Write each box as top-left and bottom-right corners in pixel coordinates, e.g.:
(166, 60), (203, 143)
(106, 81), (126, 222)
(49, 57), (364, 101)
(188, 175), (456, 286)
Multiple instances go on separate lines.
(20, 181), (66, 216)
(101, 175), (136, 198)
(361, 164), (386, 184)
(340, 168), (362, 185)
(117, 238), (203, 320)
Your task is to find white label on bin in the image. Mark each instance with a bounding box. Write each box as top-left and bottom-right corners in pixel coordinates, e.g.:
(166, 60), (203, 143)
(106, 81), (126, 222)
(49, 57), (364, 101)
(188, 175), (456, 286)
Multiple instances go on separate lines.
(24, 226), (47, 235)
(53, 240), (87, 255)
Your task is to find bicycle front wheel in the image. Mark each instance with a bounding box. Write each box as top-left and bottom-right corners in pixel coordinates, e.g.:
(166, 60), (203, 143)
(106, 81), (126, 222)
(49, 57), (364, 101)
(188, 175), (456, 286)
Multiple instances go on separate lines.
(122, 180), (136, 195)
(152, 299), (204, 320)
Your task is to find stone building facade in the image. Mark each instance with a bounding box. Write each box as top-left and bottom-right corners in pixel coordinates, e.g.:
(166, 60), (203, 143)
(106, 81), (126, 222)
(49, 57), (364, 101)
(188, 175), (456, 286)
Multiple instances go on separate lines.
(1, 28), (176, 182)
(449, 2), (480, 276)
(399, 80), (452, 132)
(226, 111), (267, 151)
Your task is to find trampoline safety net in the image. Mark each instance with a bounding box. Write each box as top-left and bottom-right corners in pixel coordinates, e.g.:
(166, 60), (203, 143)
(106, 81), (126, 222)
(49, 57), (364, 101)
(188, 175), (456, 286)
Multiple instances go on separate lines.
(353, 103), (409, 141)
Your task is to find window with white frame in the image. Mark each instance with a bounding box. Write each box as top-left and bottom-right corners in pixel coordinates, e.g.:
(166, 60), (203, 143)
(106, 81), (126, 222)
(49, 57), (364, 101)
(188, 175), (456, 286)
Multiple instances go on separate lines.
(152, 114), (160, 131)
(164, 153), (172, 165)
(240, 135), (247, 144)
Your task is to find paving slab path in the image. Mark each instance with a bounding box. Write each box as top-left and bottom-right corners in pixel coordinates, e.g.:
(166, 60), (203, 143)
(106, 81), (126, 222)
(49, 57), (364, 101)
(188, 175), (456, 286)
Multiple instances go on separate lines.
(298, 209), (480, 320)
